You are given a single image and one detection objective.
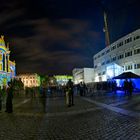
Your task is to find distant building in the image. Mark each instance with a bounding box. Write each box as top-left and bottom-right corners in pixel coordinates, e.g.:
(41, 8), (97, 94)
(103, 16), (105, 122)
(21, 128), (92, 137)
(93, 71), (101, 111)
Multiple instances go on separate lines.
(0, 35), (16, 87)
(16, 73), (40, 88)
(72, 68), (94, 84)
(93, 29), (140, 82)
(54, 75), (73, 86)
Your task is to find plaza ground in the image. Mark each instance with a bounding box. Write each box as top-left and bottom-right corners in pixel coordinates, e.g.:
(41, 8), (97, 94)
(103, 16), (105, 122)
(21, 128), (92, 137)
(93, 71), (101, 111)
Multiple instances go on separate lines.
(0, 91), (140, 140)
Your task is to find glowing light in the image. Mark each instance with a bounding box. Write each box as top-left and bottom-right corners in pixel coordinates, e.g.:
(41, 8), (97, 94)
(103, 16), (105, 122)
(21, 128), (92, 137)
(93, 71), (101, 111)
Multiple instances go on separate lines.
(106, 63), (123, 79)
(0, 35), (16, 87)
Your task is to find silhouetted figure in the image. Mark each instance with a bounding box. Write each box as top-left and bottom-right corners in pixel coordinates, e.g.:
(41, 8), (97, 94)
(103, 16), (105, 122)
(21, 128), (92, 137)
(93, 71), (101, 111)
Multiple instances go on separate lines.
(112, 80), (117, 94)
(66, 79), (74, 107)
(5, 82), (13, 113)
(79, 82), (84, 96)
(123, 79), (129, 95)
(83, 82), (87, 96)
(40, 87), (47, 98)
(128, 80), (134, 97)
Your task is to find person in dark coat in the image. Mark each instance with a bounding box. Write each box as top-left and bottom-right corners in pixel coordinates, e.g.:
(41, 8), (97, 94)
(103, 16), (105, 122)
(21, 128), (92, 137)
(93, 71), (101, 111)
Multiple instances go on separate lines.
(79, 82), (84, 96)
(123, 79), (129, 95)
(66, 79), (74, 107)
(5, 82), (13, 113)
(128, 79), (134, 97)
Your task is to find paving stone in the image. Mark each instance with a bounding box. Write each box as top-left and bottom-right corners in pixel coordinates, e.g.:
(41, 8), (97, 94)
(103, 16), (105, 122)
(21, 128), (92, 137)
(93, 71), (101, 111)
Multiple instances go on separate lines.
(0, 95), (140, 139)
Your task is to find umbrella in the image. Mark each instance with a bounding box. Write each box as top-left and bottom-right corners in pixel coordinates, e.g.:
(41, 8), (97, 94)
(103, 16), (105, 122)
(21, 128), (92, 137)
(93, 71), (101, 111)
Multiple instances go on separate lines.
(113, 72), (140, 79)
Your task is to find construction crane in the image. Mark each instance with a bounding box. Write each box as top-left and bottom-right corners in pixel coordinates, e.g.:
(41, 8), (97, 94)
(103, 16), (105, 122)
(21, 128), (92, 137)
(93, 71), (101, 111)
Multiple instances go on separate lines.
(103, 11), (110, 47)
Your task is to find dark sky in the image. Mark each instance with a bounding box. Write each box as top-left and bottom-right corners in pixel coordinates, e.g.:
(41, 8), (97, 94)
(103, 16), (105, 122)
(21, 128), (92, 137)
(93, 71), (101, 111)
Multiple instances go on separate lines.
(0, 0), (139, 75)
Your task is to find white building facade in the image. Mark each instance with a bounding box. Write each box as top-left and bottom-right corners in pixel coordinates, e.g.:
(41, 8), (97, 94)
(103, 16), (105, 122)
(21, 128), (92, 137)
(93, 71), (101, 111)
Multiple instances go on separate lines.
(93, 29), (140, 82)
(72, 68), (94, 84)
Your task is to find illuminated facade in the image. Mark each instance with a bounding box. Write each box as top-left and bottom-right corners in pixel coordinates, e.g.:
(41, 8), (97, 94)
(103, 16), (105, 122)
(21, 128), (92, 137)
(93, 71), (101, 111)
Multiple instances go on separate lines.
(16, 73), (40, 88)
(54, 75), (73, 86)
(94, 29), (140, 82)
(72, 68), (94, 84)
(0, 35), (16, 87)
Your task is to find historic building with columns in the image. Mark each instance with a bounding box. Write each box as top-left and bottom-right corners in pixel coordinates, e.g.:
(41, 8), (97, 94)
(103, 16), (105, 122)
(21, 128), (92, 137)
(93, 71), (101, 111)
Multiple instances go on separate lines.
(0, 35), (16, 87)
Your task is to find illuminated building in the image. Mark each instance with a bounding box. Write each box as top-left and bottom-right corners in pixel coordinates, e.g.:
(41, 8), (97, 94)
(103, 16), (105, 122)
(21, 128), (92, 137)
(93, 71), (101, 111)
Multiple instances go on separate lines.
(54, 75), (73, 86)
(16, 73), (40, 88)
(72, 68), (94, 84)
(93, 29), (140, 83)
(0, 35), (16, 87)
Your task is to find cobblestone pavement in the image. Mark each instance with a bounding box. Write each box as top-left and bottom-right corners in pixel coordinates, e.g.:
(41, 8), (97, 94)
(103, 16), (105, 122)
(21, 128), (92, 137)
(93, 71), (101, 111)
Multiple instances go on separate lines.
(0, 94), (140, 140)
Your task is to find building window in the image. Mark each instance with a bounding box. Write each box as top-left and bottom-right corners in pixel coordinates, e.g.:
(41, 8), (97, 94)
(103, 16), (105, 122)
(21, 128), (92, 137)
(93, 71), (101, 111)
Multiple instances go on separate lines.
(118, 54), (124, 60)
(117, 41), (123, 48)
(106, 60), (110, 64)
(101, 52), (105, 56)
(111, 45), (116, 50)
(94, 65), (97, 68)
(134, 35), (140, 40)
(125, 51), (132, 57)
(134, 63), (140, 69)
(125, 37), (132, 44)
(122, 66), (124, 71)
(102, 71), (105, 75)
(98, 73), (101, 76)
(111, 56), (116, 62)
(128, 65), (132, 70)
(134, 48), (140, 55)
(137, 64), (140, 69)
(101, 62), (105, 65)
(106, 49), (110, 54)
(126, 65), (133, 70)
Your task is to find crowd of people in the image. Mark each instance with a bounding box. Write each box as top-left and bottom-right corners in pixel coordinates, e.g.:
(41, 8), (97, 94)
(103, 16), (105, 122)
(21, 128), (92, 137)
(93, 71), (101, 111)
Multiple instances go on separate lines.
(0, 78), (136, 112)
(0, 81), (13, 113)
(123, 79), (134, 97)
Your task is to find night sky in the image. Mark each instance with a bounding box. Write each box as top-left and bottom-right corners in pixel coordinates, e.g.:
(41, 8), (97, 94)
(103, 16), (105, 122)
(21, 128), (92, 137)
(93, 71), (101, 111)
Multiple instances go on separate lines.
(0, 0), (139, 75)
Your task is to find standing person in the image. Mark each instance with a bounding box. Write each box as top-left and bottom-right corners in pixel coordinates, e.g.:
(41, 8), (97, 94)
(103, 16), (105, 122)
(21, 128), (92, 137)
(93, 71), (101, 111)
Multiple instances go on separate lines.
(83, 82), (87, 96)
(128, 79), (134, 97)
(123, 79), (129, 95)
(5, 82), (13, 113)
(66, 79), (74, 107)
(79, 82), (84, 96)
(112, 80), (117, 94)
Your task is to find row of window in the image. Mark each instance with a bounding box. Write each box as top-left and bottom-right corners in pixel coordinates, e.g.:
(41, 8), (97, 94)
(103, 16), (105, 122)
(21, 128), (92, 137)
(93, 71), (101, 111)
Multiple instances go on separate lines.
(94, 35), (140, 60)
(22, 80), (38, 84)
(22, 77), (36, 80)
(94, 48), (140, 68)
(97, 63), (140, 76)
(122, 64), (140, 71)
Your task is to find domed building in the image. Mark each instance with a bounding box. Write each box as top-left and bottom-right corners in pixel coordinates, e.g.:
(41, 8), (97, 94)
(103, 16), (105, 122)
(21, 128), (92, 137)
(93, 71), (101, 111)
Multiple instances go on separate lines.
(0, 35), (16, 87)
